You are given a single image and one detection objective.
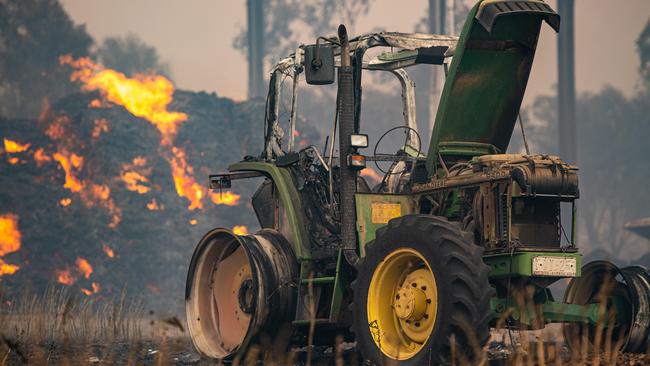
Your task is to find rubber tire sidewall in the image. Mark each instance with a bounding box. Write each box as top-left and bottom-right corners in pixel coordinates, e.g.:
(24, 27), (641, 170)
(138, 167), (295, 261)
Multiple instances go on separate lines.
(353, 215), (492, 365)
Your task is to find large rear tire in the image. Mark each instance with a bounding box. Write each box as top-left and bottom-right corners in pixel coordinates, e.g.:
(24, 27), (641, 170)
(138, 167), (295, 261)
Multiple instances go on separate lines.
(351, 215), (494, 365)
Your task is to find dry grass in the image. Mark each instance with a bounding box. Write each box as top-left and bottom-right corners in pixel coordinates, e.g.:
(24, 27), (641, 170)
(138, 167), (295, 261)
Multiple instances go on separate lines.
(0, 286), (190, 365)
(1, 283), (650, 365)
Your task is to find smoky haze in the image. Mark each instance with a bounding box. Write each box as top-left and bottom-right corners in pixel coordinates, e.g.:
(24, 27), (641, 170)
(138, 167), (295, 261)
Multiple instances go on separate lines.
(60, 0), (650, 102)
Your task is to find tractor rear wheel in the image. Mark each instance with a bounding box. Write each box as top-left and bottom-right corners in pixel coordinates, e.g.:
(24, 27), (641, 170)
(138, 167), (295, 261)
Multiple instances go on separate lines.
(563, 261), (650, 354)
(351, 215), (494, 365)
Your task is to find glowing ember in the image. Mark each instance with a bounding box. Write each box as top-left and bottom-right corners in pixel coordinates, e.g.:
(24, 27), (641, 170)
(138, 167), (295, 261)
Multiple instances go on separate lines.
(121, 171), (150, 194)
(81, 282), (101, 296)
(210, 191), (241, 206)
(89, 99), (102, 108)
(120, 156), (151, 194)
(102, 244), (115, 258)
(189, 219), (198, 226)
(75, 257), (93, 279)
(56, 269), (76, 286)
(232, 225), (249, 235)
(53, 151), (84, 192)
(92, 118), (109, 138)
(7, 157), (19, 165)
(59, 198), (72, 207)
(3, 138), (30, 153)
(33, 148), (51, 166)
(146, 199), (162, 211)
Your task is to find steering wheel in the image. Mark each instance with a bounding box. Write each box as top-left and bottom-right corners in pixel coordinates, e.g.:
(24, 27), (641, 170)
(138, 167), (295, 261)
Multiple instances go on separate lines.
(372, 126), (422, 175)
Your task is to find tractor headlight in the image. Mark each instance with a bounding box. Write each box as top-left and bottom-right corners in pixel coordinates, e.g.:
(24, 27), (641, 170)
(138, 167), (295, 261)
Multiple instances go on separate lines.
(350, 134), (369, 148)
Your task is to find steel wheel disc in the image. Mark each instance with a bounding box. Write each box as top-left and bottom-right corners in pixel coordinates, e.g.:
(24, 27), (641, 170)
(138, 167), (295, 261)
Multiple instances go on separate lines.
(367, 247), (438, 360)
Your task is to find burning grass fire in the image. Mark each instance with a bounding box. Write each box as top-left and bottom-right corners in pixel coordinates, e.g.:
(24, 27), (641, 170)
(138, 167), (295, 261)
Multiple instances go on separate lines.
(0, 213), (21, 277)
(0, 55), (249, 306)
(60, 55), (239, 211)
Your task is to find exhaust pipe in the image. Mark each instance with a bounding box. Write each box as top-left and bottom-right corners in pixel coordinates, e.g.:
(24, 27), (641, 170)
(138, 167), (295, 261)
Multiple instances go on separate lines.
(337, 24), (360, 266)
(185, 228), (298, 360)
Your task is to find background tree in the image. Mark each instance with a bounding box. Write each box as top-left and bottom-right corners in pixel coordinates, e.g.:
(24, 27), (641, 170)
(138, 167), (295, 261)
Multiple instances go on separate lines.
(0, 0), (93, 118)
(97, 33), (171, 78)
(233, 0), (373, 68)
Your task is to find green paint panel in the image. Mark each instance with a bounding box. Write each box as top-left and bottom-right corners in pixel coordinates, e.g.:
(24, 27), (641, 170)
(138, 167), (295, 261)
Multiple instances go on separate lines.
(484, 251), (582, 278)
(229, 161), (311, 260)
(355, 193), (416, 256)
(426, 0), (555, 173)
(490, 297), (619, 326)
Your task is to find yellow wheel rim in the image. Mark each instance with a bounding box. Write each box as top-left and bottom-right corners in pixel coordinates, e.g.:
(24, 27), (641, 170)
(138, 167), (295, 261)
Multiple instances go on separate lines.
(367, 247), (438, 360)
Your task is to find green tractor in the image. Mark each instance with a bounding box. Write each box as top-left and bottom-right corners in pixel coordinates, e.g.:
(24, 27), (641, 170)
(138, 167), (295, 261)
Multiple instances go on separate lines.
(186, 0), (650, 364)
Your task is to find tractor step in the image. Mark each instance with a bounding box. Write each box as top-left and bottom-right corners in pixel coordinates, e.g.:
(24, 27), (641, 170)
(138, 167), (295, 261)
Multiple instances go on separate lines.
(300, 276), (336, 285)
(292, 318), (331, 326)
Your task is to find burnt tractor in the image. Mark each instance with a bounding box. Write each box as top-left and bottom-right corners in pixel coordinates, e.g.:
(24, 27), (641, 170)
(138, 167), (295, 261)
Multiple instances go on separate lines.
(186, 1), (650, 364)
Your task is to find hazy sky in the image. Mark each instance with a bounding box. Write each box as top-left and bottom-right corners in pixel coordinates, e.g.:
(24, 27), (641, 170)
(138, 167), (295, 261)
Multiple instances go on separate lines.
(61, 0), (650, 106)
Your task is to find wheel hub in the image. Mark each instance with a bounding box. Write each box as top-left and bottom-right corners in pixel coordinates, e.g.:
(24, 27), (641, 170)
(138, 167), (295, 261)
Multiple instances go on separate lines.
(394, 286), (427, 321)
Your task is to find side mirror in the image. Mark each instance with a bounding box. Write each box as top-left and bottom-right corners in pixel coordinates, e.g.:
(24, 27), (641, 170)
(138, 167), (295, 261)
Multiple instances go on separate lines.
(304, 44), (335, 85)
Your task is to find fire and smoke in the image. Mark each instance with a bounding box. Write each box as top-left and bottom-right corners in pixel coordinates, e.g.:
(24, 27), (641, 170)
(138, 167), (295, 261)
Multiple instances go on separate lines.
(55, 256), (95, 289)
(0, 214), (21, 277)
(61, 55), (239, 211)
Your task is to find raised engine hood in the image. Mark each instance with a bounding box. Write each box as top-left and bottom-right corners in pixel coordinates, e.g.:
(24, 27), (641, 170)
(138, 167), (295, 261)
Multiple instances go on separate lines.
(426, 0), (560, 174)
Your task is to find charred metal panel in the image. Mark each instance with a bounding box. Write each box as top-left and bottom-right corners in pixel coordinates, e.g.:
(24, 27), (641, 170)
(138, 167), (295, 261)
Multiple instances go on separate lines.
(476, 0), (560, 33)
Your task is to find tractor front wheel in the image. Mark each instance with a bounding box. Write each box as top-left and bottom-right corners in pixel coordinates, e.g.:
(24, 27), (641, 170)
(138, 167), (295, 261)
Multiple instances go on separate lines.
(352, 215), (494, 365)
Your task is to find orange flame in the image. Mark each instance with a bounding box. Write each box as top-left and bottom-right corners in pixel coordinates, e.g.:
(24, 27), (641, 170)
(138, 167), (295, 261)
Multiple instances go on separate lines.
(56, 269), (76, 286)
(102, 244), (115, 258)
(33, 148), (51, 166)
(146, 199), (162, 211)
(189, 219), (198, 226)
(59, 198), (72, 207)
(121, 171), (150, 194)
(210, 191), (241, 206)
(0, 214), (21, 277)
(61, 55), (187, 144)
(75, 257), (93, 279)
(79, 184), (122, 228)
(169, 147), (204, 210)
(3, 138), (30, 153)
(62, 55), (240, 211)
(81, 282), (101, 296)
(53, 151), (84, 192)
(0, 260), (19, 277)
(232, 225), (249, 235)
(0, 214), (21, 257)
(120, 156), (151, 194)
